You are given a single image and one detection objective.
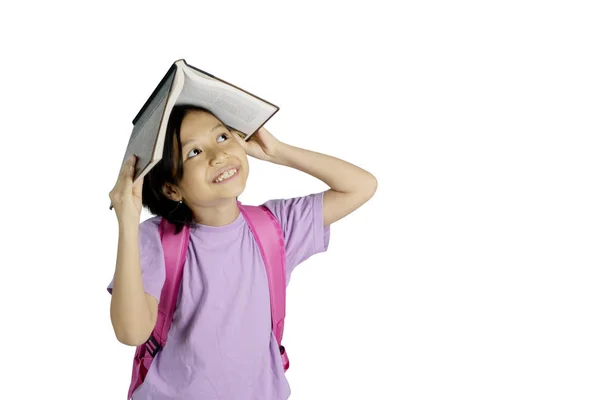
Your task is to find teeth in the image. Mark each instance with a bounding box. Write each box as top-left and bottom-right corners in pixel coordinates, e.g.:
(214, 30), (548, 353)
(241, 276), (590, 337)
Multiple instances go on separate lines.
(215, 168), (237, 182)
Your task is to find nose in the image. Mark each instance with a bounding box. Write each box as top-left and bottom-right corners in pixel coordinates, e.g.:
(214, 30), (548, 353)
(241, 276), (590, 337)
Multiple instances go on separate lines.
(208, 149), (229, 167)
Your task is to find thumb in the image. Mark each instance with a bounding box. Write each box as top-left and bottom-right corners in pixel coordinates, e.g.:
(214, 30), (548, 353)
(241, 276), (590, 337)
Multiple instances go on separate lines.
(132, 174), (144, 196)
(123, 155), (136, 190)
(131, 156), (143, 195)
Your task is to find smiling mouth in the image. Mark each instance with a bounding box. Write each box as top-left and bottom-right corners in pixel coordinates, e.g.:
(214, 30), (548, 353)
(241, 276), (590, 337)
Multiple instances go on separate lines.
(212, 167), (240, 183)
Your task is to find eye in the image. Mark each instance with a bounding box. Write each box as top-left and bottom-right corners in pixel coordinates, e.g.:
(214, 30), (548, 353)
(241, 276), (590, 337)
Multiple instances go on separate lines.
(217, 133), (229, 143)
(187, 148), (202, 159)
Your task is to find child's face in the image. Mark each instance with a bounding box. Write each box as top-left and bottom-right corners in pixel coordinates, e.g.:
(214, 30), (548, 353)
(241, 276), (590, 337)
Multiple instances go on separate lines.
(167, 110), (249, 206)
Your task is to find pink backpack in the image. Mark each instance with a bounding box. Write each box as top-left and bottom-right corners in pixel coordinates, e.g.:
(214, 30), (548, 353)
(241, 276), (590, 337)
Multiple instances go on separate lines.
(126, 203), (289, 399)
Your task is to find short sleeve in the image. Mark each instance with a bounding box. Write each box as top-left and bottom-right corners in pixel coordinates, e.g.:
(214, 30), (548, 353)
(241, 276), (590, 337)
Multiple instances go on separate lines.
(106, 217), (166, 302)
(262, 191), (331, 282)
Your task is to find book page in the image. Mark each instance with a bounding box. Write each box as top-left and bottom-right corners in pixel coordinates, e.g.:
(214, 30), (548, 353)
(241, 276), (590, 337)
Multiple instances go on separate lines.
(175, 66), (277, 136)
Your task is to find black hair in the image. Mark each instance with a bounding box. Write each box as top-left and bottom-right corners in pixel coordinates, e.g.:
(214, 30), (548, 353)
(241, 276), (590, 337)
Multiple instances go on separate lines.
(141, 104), (216, 234)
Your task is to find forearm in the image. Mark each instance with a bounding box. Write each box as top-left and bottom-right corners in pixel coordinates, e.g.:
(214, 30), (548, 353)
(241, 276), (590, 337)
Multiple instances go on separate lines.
(273, 142), (376, 193)
(110, 223), (154, 346)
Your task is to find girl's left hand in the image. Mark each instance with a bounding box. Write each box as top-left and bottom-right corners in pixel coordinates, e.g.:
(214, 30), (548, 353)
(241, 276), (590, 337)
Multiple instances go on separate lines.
(232, 126), (282, 162)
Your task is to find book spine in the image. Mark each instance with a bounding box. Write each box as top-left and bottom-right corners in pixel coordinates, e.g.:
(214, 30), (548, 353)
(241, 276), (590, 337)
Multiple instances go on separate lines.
(132, 64), (178, 125)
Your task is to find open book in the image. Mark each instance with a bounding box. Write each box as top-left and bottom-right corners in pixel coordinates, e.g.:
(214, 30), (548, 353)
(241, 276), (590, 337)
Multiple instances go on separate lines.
(118, 58), (279, 189)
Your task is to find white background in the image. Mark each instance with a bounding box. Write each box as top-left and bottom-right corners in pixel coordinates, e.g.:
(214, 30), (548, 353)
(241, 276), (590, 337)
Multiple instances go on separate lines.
(1, 0), (599, 399)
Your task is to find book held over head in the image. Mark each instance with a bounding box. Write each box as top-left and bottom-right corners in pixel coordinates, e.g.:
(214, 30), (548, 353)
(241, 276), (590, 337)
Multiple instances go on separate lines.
(109, 59), (279, 210)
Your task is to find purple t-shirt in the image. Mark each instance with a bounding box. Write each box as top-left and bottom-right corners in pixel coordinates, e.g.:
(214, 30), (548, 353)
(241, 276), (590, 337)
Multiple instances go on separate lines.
(108, 192), (330, 400)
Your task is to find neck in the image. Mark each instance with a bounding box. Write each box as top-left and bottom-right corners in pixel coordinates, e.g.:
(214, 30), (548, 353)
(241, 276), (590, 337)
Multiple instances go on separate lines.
(188, 198), (240, 227)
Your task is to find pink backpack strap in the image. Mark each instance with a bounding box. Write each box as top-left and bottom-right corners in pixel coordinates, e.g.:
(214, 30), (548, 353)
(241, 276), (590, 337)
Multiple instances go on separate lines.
(155, 220), (190, 345)
(127, 219), (190, 399)
(238, 203), (289, 371)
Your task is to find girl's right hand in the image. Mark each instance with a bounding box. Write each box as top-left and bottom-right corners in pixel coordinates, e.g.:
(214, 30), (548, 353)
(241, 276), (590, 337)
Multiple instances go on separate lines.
(109, 154), (144, 226)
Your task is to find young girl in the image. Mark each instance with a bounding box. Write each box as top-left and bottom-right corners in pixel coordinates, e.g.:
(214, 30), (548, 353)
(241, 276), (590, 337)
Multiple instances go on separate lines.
(107, 105), (377, 400)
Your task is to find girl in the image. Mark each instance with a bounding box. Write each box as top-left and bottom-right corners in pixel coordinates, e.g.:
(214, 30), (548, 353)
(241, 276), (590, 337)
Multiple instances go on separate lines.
(108, 105), (377, 400)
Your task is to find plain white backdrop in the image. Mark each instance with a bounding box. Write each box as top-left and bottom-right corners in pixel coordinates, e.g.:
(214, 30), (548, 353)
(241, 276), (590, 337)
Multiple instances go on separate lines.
(1, 0), (599, 399)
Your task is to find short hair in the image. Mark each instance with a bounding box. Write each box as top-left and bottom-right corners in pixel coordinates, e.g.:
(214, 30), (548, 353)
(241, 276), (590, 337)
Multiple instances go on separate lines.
(141, 104), (218, 234)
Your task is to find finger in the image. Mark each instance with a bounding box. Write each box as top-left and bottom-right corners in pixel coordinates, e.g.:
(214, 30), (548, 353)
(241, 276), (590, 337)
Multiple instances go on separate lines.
(115, 158), (135, 193)
(118, 155), (135, 181)
(116, 155), (132, 185)
(232, 130), (248, 147)
(234, 129), (248, 140)
(122, 155), (136, 191)
(231, 129), (244, 140)
(123, 154), (136, 170)
(256, 127), (270, 137)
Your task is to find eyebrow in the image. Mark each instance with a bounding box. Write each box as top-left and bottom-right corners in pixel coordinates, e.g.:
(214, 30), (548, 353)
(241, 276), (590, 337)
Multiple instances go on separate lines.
(181, 123), (227, 148)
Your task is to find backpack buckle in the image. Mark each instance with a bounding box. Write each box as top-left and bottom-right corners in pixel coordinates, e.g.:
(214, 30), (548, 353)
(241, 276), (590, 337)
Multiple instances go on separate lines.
(279, 345), (286, 355)
(145, 335), (162, 357)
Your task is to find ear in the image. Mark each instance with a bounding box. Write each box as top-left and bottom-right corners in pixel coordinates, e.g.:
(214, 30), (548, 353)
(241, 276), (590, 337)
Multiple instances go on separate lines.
(161, 183), (182, 202)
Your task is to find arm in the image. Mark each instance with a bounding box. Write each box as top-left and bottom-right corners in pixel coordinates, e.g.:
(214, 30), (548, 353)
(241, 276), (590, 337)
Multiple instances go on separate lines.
(273, 143), (377, 225)
(234, 128), (377, 225)
(110, 222), (158, 346)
